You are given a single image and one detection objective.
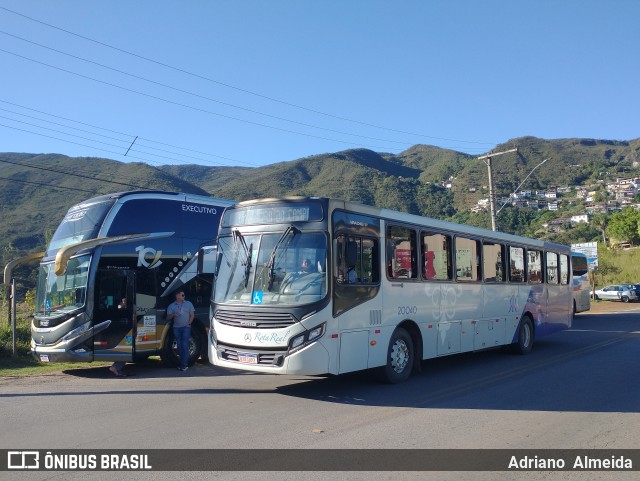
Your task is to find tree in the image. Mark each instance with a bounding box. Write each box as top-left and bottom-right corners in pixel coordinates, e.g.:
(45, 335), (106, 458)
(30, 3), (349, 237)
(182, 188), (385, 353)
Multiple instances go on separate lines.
(591, 213), (608, 245)
(607, 208), (640, 245)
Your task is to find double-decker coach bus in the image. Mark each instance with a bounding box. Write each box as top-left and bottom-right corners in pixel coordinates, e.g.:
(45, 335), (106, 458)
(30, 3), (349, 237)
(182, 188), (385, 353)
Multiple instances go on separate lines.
(31, 191), (233, 367)
(208, 196), (573, 383)
(571, 251), (590, 314)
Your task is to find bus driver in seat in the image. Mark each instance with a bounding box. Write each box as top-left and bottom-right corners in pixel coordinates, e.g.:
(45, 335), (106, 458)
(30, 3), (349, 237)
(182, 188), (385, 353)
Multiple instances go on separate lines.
(300, 258), (314, 273)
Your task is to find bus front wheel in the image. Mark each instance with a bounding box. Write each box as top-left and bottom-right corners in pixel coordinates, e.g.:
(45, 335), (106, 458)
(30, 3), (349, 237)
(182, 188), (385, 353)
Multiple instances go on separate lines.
(160, 327), (203, 367)
(378, 327), (414, 383)
(511, 316), (534, 355)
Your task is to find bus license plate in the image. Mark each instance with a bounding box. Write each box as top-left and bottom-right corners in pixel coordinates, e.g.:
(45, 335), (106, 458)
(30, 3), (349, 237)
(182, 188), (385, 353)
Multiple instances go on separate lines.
(237, 352), (257, 364)
(40, 355), (49, 362)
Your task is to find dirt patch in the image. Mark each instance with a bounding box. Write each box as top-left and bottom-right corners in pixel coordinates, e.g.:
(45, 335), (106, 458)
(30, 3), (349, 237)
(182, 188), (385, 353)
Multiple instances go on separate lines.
(581, 300), (640, 315)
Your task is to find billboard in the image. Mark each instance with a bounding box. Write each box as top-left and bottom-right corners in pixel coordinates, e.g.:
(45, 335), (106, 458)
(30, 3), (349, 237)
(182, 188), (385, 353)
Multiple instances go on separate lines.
(571, 242), (598, 270)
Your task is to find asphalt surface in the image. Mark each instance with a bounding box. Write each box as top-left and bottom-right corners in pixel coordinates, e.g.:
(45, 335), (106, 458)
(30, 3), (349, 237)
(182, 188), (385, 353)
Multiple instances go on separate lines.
(1, 301), (639, 481)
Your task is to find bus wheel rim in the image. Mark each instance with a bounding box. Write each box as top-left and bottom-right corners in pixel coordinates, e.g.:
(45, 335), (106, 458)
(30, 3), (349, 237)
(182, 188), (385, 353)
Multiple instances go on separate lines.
(523, 324), (531, 347)
(391, 339), (409, 373)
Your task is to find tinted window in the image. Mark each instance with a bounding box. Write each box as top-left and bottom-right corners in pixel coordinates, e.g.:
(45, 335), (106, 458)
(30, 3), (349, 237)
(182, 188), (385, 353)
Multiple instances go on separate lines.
(107, 199), (180, 236)
(387, 226), (417, 279)
(547, 252), (559, 284)
(572, 254), (588, 276)
(560, 254), (569, 285)
(527, 250), (543, 283)
(421, 232), (452, 280)
(336, 235), (379, 285)
(47, 200), (114, 256)
(483, 242), (505, 282)
(509, 246), (525, 283)
(455, 236), (481, 281)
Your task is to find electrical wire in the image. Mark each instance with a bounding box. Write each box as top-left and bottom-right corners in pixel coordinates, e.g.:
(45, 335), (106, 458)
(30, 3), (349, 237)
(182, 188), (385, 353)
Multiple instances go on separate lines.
(0, 5), (497, 146)
(0, 47), (401, 152)
(0, 99), (261, 167)
(0, 29), (427, 148)
(0, 174), (98, 193)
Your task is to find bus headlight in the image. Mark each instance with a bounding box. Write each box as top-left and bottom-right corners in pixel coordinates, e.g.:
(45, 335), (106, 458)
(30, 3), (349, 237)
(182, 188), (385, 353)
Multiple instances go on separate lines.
(288, 322), (326, 355)
(60, 321), (91, 343)
(308, 324), (324, 342)
(291, 335), (305, 350)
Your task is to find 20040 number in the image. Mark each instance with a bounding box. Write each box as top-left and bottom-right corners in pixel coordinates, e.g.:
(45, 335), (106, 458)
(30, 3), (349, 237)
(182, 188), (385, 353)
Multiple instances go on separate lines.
(398, 305), (418, 316)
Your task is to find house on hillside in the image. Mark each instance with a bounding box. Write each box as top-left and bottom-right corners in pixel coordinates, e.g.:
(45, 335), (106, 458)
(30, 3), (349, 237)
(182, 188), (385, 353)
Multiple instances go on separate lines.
(570, 214), (589, 224)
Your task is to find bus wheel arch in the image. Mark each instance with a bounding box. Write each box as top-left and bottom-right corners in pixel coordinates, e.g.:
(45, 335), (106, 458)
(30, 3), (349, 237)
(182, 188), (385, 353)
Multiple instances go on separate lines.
(511, 314), (534, 355)
(378, 321), (420, 383)
(160, 319), (205, 367)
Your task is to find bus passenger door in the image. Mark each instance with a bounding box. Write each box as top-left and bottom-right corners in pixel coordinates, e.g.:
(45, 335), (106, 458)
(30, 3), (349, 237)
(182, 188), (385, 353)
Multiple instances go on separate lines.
(93, 270), (135, 362)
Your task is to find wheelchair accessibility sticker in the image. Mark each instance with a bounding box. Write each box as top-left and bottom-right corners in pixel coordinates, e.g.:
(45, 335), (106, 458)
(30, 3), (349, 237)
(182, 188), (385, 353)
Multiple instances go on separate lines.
(252, 291), (263, 304)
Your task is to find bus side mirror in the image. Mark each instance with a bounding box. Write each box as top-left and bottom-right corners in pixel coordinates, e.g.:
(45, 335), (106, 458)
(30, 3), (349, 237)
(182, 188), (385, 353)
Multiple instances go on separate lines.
(197, 245), (218, 275)
(197, 248), (205, 275)
(215, 252), (223, 277)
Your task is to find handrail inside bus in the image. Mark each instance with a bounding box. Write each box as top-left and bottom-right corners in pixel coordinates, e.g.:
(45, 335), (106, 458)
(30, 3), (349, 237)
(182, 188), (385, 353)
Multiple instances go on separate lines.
(54, 231), (174, 276)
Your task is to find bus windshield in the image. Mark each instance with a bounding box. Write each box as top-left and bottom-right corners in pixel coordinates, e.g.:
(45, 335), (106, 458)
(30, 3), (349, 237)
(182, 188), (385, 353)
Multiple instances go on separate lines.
(214, 230), (327, 306)
(46, 200), (114, 256)
(35, 255), (91, 316)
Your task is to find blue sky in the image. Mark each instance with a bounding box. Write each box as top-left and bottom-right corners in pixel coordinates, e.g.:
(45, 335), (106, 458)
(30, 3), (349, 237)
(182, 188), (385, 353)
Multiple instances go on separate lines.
(0, 0), (638, 169)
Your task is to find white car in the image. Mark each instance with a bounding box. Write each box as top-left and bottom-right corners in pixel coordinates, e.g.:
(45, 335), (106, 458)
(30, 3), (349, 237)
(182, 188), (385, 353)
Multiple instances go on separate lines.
(592, 285), (638, 303)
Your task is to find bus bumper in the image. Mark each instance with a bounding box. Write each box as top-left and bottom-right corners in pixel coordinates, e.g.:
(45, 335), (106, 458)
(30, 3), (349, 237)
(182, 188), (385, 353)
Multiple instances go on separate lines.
(209, 337), (331, 375)
(30, 319), (111, 363)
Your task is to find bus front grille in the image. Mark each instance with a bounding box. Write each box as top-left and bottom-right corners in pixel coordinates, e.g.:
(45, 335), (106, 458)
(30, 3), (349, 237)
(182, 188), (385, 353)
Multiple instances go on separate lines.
(215, 310), (297, 329)
(216, 342), (286, 367)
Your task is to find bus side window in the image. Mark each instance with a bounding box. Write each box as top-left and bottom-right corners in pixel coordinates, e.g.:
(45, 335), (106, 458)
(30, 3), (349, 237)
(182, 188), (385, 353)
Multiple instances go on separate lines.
(527, 250), (543, 283)
(559, 254), (569, 285)
(509, 246), (525, 283)
(387, 225), (417, 279)
(455, 236), (481, 281)
(336, 235), (379, 285)
(546, 252), (559, 284)
(483, 241), (505, 282)
(421, 231), (452, 281)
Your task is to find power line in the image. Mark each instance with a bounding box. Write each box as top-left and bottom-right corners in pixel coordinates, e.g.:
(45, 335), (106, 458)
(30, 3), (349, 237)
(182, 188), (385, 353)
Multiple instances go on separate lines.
(0, 47), (401, 152)
(0, 113), (240, 166)
(0, 156), (153, 191)
(0, 30), (425, 148)
(0, 5), (497, 146)
(0, 122), (166, 166)
(0, 174), (97, 193)
(0, 99), (260, 167)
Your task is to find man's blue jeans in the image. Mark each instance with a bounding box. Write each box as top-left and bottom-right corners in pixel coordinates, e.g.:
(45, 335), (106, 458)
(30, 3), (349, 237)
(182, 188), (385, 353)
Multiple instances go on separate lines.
(173, 325), (191, 369)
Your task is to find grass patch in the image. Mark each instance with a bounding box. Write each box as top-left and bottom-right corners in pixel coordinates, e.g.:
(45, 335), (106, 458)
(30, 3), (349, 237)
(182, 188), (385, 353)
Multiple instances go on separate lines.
(0, 303), (109, 377)
(0, 356), (109, 377)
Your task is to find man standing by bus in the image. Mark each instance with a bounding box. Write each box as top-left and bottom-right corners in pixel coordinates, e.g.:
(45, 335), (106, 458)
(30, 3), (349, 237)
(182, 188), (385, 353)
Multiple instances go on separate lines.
(166, 290), (195, 371)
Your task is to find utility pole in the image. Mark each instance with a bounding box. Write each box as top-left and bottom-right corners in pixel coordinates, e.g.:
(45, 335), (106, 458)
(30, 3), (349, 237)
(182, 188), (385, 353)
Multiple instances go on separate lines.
(477, 148), (518, 231)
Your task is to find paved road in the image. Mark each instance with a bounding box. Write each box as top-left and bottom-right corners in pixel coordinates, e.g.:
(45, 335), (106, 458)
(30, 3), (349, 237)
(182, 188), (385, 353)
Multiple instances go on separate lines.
(1, 304), (639, 480)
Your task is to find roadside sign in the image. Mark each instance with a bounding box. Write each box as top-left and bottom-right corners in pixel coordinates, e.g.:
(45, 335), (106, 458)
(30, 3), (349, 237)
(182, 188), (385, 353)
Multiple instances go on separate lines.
(572, 242), (598, 270)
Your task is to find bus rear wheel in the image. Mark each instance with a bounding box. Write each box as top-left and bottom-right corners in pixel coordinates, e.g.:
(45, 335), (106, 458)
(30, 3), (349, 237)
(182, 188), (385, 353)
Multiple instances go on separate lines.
(160, 327), (203, 367)
(378, 327), (413, 383)
(511, 316), (534, 355)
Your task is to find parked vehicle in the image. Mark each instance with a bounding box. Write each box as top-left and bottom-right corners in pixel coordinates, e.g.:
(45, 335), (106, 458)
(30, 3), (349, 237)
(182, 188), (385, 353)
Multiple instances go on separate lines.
(591, 285), (638, 303)
(623, 284), (640, 297)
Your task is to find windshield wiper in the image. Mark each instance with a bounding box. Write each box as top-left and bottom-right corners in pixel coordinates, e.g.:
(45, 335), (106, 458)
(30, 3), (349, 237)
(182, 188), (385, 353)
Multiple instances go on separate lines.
(232, 230), (253, 288)
(267, 225), (298, 291)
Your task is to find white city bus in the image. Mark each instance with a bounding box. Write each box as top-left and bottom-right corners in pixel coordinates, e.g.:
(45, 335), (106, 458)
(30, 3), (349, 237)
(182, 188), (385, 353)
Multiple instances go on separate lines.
(571, 251), (591, 314)
(209, 197), (573, 383)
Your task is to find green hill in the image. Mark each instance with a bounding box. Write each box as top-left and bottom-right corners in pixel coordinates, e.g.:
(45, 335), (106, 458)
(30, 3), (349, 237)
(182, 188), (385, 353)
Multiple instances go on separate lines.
(2, 136), (640, 293)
